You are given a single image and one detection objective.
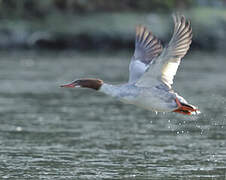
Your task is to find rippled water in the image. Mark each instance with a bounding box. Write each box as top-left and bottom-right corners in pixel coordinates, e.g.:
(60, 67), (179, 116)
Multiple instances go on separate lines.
(0, 50), (226, 179)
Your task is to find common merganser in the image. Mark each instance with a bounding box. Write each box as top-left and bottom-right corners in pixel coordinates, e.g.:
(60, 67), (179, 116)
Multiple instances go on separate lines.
(61, 14), (200, 115)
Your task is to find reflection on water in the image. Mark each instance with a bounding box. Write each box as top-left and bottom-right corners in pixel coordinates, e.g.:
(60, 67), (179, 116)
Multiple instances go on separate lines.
(0, 50), (226, 179)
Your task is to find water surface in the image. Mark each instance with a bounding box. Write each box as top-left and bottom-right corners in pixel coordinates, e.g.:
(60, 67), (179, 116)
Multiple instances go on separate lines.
(0, 50), (226, 179)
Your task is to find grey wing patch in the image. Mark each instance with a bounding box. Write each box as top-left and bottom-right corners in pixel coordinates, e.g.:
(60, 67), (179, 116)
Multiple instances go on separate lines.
(134, 25), (163, 65)
(129, 59), (148, 83)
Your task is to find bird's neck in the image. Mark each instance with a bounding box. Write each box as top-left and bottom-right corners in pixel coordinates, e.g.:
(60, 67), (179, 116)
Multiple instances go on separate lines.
(75, 79), (121, 97)
(99, 83), (121, 97)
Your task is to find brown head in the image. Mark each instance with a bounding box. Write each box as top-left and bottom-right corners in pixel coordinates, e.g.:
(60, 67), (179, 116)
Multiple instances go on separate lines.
(61, 78), (103, 91)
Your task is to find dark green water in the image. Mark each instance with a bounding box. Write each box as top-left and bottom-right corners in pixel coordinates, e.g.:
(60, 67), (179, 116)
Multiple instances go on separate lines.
(0, 50), (225, 179)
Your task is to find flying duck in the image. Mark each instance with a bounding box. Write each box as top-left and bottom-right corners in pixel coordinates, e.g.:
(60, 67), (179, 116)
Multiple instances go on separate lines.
(61, 14), (200, 115)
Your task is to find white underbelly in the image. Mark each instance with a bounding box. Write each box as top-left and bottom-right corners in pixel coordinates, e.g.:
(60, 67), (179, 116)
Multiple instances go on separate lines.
(120, 94), (176, 112)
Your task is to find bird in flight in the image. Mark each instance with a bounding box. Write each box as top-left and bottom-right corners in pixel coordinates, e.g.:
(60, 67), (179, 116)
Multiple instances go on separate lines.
(61, 14), (200, 115)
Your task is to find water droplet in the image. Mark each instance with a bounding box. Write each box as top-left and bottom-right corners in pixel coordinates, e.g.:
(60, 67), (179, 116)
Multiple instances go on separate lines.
(2, 175), (9, 179)
(16, 127), (22, 131)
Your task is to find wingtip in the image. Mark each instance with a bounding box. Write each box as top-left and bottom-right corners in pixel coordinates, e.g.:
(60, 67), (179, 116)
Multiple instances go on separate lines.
(136, 25), (146, 43)
(172, 12), (181, 22)
(172, 13), (191, 25)
(172, 13), (189, 24)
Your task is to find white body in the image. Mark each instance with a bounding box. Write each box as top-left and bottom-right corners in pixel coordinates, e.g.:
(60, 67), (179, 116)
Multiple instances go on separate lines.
(100, 83), (178, 112)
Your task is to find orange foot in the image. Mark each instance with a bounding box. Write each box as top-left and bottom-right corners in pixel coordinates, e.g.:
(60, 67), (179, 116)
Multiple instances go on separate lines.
(173, 98), (199, 115)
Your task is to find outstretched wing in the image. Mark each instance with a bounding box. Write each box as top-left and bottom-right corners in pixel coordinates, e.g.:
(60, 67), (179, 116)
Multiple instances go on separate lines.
(136, 14), (192, 88)
(129, 25), (163, 83)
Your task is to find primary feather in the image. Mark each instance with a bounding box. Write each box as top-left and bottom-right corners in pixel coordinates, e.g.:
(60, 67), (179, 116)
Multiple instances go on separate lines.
(129, 25), (163, 83)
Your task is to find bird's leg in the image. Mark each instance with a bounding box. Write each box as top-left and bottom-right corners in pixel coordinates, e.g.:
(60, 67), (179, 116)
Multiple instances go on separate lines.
(173, 97), (199, 116)
(175, 98), (182, 108)
(175, 98), (197, 111)
(173, 109), (192, 115)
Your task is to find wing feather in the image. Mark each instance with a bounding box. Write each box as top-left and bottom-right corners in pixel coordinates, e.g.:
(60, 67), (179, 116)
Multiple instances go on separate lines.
(134, 25), (163, 65)
(128, 25), (163, 83)
(136, 14), (192, 88)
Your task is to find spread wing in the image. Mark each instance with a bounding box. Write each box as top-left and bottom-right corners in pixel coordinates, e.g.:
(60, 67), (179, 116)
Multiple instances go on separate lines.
(136, 14), (192, 88)
(129, 25), (163, 83)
